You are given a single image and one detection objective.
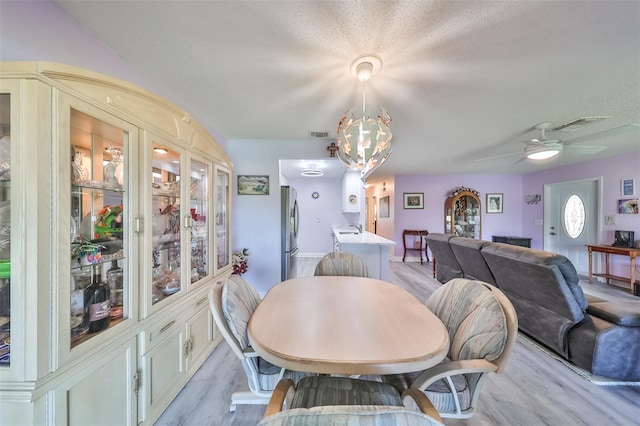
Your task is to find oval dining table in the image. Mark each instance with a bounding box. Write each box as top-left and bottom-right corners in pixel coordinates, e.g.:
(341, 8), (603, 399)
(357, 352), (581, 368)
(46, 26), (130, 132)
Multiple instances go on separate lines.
(248, 276), (450, 376)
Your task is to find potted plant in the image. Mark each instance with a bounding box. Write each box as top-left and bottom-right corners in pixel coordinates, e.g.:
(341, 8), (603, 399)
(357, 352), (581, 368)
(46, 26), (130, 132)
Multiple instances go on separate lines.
(71, 240), (106, 266)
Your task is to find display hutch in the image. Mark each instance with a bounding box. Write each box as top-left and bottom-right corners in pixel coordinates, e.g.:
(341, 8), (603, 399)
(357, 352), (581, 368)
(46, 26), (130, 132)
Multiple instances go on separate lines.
(444, 187), (481, 239)
(0, 62), (233, 425)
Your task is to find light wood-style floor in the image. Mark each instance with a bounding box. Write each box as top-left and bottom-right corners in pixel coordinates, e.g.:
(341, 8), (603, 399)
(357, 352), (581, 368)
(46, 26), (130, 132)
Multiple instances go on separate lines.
(155, 257), (640, 426)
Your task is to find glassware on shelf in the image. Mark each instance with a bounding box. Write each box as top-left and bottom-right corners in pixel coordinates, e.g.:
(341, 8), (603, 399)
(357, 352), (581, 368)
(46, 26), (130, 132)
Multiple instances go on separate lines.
(0, 201), (10, 259)
(103, 147), (123, 190)
(70, 267), (91, 345)
(0, 135), (10, 181)
(106, 261), (123, 319)
(71, 149), (89, 184)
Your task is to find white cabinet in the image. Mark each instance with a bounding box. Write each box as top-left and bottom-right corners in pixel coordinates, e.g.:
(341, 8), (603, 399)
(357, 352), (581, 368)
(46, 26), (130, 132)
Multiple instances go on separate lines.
(342, 170), (363, 213)
(53, 337), (138, 426)
(139, 292), (215, 423)
(0, 62), (231, 425)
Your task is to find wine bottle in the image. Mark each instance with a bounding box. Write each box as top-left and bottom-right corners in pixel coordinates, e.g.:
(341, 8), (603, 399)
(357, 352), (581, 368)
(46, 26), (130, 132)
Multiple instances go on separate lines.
(84, 264), (111, 333)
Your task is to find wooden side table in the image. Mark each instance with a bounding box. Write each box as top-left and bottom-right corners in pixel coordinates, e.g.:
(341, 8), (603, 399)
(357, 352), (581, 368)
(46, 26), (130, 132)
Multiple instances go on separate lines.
(587, 244), (640, 294)
(403, 230), (429, 264)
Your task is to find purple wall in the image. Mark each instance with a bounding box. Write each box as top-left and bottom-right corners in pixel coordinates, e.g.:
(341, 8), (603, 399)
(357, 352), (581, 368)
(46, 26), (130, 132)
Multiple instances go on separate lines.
(390, 151), (639, 269)
(393, 174), (523, 257)
(522, 151), (640, 247)
(522, 151), (640, 277)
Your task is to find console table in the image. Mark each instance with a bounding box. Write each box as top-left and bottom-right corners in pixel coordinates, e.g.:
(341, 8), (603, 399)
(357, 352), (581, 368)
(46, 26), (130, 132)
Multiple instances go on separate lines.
(492, 235), (532, 248)
(587, 244), (640, 294)
(403, 230), (429, 264)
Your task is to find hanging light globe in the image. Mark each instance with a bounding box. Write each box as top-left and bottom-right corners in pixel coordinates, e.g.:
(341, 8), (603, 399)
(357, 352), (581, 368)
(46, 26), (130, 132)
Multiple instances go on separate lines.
(336, 55), (393, 178)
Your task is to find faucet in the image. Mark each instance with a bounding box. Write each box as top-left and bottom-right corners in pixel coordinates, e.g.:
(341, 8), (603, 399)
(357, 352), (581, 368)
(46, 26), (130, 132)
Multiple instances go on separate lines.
(355, 224), (363, 233)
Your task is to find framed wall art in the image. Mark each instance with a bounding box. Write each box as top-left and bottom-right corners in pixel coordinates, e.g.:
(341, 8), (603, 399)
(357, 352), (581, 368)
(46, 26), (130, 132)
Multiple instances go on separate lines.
(618, 198), (638, 214)
(621, 178), (636, 197)
(380, 195), (390, 218)
(403, 193), (424, 209)
(486, 193), (503, 213)
(237, 175), (269, 195)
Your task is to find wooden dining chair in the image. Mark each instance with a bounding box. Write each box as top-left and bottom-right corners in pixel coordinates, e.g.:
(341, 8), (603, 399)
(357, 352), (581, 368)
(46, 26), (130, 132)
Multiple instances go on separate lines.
(208, 275), (307, 412)
(259, 376), (444, 425)
(385, 278), (518, 419)
(314, 251), (368, 277)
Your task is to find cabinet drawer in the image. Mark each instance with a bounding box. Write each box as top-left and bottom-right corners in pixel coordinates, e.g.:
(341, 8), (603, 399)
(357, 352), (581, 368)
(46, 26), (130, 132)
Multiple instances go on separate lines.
(144, 313), (181, 350)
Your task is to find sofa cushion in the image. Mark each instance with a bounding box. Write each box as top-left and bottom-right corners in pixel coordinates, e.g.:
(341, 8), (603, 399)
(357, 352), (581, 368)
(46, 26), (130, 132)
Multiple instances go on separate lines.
(587, 301), (640, 327)
(481, 243), (587, 310)
(480, 243), (586, 355)
(568, 314), (640, 380)
(426, 233), (463, 283)
(449, 237), (496, 285)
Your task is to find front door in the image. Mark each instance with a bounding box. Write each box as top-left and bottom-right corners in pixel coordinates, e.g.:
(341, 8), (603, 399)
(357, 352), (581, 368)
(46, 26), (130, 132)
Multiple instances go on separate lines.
(544, 178), (600, 275)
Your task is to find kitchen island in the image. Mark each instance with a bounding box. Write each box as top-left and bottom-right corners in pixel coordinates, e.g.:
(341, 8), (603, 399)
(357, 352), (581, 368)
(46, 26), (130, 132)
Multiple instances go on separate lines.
(332, 225), (396, 281)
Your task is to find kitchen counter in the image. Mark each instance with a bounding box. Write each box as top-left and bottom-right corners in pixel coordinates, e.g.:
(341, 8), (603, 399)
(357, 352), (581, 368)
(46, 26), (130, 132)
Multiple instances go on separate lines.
(331, 225), (395, 280)
(333, 228), (396, 245)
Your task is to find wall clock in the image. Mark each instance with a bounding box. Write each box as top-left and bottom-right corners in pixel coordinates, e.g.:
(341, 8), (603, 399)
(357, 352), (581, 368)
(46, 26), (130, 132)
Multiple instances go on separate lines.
(349, 194), (357, 204)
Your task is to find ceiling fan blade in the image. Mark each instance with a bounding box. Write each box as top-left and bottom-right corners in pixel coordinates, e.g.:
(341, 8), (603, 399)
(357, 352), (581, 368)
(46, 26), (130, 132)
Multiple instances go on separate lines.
(564, 145), (607, 154)
(512, 156), (528, 165)
(563, 123), (640, 146)
(475, 151), (521, 162)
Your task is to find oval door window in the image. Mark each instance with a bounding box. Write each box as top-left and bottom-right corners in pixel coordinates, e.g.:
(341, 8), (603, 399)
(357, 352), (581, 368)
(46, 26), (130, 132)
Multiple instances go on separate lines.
(563, 194), (586, 239)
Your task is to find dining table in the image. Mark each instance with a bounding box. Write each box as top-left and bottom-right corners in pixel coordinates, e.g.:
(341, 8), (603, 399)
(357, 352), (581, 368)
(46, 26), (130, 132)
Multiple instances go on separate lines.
(248, 276), (450, 376)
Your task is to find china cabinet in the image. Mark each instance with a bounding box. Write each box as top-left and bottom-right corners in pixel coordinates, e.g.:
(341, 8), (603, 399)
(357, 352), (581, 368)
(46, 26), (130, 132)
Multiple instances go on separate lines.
(444, 188), (481, 239)
(0, 62), (232, 425)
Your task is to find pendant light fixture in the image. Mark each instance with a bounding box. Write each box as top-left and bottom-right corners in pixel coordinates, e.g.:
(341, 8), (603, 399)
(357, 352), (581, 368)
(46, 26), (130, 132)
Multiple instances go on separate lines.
(336, 54), (392, 178)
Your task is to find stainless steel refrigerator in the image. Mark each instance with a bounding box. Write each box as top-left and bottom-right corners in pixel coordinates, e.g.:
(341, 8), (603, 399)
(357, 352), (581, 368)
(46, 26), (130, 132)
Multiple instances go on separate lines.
(281, 185), (299, 281)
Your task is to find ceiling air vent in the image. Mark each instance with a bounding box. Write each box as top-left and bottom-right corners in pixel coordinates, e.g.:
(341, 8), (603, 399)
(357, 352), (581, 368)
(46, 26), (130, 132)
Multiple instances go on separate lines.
(309, 131), (330, 138)
(552, 116), (611, 132)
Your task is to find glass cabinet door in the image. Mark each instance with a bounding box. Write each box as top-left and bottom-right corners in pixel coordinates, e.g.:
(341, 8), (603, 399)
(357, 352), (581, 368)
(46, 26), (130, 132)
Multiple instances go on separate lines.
(189, 157), (209, 285)
(149, 139), (184, 307)
(444, 190), (481, 239)
(215, 166), (230, 271)
(68, 107), (132, 349)
(0, 92), (11, 366)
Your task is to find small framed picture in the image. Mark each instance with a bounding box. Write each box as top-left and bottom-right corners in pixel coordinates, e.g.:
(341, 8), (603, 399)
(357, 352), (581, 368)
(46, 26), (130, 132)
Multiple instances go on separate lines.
(618, 198), (639, 214)
(486, 193), (503, 213)
(237, 175), (269, 195)
(403, 192), (424, 209)
(621, 178), (636, 196)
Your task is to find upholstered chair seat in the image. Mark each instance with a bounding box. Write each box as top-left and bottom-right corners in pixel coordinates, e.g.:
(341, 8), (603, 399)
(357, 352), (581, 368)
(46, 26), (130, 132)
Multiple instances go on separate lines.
(385, 278), (518, 419)
(259, 376), (444, 426)
(209, 274), (308, 411)
(314, 251), (368, 277)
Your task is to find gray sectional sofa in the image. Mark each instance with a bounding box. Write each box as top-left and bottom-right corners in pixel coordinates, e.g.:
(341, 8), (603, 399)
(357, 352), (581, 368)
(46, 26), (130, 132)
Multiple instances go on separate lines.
(426, 233), (640, 381)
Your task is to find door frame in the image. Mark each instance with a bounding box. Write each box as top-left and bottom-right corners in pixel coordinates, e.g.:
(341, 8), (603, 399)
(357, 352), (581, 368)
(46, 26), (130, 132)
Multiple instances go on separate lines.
(543, 176), (602, 273)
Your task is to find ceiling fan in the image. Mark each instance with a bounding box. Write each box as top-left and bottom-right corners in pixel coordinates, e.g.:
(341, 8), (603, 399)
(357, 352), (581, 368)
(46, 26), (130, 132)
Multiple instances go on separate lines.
(476, 122), (639, 163)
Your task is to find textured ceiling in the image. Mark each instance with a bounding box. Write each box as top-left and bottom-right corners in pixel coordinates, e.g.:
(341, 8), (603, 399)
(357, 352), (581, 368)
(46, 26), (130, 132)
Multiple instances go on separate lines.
(53, 1), (640, 183)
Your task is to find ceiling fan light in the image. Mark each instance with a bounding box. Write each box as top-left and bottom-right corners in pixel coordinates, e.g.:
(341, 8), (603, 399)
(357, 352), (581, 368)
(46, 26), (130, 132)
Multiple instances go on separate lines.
(527, 147), (562, 160)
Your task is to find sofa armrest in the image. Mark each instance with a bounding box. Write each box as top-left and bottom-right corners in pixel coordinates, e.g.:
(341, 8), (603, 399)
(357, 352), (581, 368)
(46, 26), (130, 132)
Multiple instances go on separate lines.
(587, 301), (640, 327)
